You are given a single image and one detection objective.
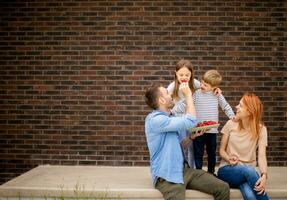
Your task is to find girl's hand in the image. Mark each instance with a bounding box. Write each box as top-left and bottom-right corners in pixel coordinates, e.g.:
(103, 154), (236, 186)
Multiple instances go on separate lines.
(180, 83), (192, 97)
(254, 176), (267, 195)
(228, 154), (239, 165)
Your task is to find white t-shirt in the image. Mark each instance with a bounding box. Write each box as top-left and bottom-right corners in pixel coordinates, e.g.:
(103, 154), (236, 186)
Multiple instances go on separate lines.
(167, 79), (200, 103)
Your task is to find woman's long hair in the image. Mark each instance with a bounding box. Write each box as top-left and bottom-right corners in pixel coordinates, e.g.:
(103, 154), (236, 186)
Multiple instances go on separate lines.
(239, 93), (264, 140)
(173, 59), (195, 100)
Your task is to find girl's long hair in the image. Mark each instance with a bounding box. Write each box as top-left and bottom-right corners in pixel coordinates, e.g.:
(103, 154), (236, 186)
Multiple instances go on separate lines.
(238, 93), (264, 141)
(172, 59), (195, 100)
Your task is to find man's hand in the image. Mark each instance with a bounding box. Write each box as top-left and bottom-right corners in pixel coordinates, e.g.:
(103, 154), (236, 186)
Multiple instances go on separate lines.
(190, 129), (206, 140)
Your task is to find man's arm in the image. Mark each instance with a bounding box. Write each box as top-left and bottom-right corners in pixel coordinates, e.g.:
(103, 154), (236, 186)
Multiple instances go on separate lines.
(150, 114), (197, 134)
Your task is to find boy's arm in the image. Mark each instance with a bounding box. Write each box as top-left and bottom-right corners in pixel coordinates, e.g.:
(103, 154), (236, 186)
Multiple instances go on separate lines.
(218, 94), (235, 119)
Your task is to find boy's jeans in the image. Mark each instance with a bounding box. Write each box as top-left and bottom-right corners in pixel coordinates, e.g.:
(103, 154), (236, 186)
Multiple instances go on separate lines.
(218, 165), (269, 200)
(192, 133), (217, 174)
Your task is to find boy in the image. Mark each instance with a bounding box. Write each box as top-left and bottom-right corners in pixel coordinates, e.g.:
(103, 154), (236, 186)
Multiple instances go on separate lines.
(192, 70), (235, 175)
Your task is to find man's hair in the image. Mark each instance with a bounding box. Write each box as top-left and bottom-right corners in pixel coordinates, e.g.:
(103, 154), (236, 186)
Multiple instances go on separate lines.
(145, 85), (161, 109)
(202, 69), (222, 87)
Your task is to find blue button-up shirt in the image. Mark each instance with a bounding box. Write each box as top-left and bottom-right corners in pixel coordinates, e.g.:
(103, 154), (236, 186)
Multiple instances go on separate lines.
(145, 110), (197, 186)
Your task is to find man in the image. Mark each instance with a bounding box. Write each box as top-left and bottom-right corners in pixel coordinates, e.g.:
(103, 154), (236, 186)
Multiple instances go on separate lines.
(144, 84), (229, 200)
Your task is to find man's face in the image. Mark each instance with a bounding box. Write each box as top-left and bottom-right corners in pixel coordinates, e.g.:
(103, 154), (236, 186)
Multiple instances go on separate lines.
(158, 87), (174, 109)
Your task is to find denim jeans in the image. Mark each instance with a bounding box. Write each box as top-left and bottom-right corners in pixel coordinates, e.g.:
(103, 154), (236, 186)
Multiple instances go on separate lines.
(218, 165), (269, 200)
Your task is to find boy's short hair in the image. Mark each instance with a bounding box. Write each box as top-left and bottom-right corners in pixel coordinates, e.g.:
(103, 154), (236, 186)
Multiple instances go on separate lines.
(145, 85), (161, 110)
(202, 70), (222, 87)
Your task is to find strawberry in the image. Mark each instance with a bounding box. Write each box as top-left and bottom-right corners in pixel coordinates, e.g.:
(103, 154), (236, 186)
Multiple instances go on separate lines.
(196, 121), (217, 127)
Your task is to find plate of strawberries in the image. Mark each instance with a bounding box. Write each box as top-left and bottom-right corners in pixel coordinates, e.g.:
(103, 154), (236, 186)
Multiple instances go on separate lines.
(189, 121), (220, 132)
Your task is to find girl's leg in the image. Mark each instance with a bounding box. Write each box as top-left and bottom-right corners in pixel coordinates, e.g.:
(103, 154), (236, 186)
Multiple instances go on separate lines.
(188, 141), (195, 169)
(239, 182), (257, 200)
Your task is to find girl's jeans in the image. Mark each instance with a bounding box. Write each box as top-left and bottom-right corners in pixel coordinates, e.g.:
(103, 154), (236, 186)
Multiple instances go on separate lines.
(218, 165), (269, 200)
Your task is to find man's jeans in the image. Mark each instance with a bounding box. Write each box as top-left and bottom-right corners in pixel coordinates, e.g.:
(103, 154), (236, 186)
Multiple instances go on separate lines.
(155, 164), (230, 200)
(218, 165), (269, 200)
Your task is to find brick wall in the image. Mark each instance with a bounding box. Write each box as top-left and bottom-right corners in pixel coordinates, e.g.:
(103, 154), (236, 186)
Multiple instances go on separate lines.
(0, 1), (286, 184)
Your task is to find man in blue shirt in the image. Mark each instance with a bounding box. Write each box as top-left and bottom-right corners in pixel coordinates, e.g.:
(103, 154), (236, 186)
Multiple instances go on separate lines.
(144, 84), (229, 200)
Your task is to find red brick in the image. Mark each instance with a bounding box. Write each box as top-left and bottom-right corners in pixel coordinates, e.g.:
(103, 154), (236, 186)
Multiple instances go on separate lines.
(0, 0), (286, 185)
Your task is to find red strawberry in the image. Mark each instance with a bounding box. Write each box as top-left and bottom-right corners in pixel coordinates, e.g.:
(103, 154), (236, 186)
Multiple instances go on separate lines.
(196, 121), (217, 127)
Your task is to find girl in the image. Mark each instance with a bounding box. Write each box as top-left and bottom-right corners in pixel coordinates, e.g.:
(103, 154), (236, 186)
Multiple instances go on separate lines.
(218, 93), (269, 200)
(167, 59), (200, 117)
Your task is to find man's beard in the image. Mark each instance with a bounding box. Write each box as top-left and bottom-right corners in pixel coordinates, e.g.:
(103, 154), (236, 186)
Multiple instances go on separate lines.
(168, 101), (174, 110)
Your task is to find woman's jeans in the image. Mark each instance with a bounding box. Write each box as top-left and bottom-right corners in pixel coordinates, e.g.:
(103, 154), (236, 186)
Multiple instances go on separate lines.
(218, 165), (269, 200)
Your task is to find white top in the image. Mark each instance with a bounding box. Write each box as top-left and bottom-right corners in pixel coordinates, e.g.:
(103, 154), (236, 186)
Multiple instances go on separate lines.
(167, 79), (200, 117)
(167, 79), (200, 103)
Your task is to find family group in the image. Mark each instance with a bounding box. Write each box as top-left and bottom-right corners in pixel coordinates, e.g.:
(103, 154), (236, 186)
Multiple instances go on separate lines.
(144, 59), (269, 200)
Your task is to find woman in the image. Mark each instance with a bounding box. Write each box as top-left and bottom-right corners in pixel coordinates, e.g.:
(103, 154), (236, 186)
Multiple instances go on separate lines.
(218, 93), (269, 200)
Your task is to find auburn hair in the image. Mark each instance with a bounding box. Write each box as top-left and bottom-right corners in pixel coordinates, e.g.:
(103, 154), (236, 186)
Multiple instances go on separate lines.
(172, 59), (195, 100)
(238, 93), (264, 140)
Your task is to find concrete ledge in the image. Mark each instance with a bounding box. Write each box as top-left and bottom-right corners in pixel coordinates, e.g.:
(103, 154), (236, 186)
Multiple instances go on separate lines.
(0, 165), (286, 200)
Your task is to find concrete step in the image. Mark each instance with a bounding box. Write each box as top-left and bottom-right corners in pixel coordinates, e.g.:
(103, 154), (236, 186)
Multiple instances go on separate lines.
(0, 165), (286, 200)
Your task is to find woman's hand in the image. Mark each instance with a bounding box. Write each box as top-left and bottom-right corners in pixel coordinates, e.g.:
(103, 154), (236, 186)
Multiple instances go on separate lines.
(254, 175), (267, 195)
(228, 154), (239, 165)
